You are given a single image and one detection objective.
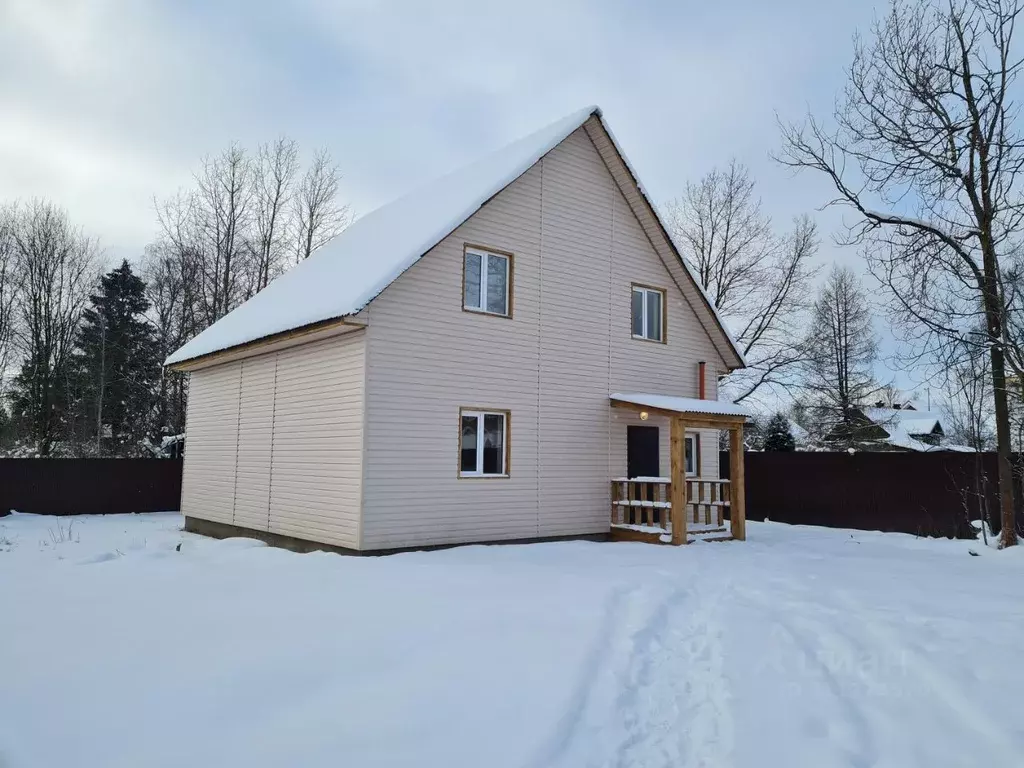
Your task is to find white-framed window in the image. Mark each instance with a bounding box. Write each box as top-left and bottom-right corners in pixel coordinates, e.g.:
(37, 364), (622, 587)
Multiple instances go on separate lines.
(631, 285), (664, 342)
(464, 247), (511, 317)
(685, 434), (698, 476)
(460, 409), (509, 477)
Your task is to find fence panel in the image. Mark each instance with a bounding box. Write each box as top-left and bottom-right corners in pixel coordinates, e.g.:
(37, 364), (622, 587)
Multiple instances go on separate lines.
(0, 459), (183, 516)
(720, 451), (1006, 539)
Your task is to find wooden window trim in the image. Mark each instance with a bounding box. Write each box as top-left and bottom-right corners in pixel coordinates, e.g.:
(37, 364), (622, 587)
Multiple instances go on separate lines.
(630, 283), (667, 344)
(462, 244), (514, 319)
(458, 407), (512, 478)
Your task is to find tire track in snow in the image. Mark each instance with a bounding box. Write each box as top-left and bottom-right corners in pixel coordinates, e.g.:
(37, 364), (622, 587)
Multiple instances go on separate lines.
(527, 583), (644, 768)
(741, 575), (1020, 766)
(751, 597), (880, 768)
(610, 580), (735, 768)
(531, 579), (736, 768)
(827, 586), (1021, 763)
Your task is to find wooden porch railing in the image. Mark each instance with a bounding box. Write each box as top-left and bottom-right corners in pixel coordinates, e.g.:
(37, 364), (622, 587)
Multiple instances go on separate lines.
(610, 477), (731, 529)
(685, 477), (731, 527)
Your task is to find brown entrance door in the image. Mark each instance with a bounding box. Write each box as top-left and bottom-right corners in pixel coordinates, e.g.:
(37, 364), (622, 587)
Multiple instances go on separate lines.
(627, 426), (660, 524)
(627, 425), (660, 478)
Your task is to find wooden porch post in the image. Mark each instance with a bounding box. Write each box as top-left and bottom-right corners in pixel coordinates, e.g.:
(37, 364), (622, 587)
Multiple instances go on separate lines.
(729, 424), (746, 541)
(670, 415), (688, 545)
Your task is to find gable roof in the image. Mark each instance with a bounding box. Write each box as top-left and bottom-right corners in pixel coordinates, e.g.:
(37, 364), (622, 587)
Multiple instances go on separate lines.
(858, 407), (945, 452)
(167, 106), (745, 369)
(863, 407), (943, 435)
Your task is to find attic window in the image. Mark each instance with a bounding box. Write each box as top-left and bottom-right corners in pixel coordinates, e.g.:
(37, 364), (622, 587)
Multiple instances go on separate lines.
(631, 285), (665, 342)
(464, 247), (511, 317)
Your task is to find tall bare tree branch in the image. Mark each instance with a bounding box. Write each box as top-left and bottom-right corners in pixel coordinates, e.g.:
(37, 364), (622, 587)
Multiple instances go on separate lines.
(664, 162), (819, 402)
(777, 0), (1024, 546)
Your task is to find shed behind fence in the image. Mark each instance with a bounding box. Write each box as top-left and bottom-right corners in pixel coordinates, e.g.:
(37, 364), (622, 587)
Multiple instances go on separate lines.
(0, 459), (183, 516)
(720, 451), (1011, 539)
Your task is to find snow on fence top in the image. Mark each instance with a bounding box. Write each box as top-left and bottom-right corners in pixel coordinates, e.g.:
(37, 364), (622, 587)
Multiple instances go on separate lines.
(610, 393), (751, 418)
(166, 106), (744, 367)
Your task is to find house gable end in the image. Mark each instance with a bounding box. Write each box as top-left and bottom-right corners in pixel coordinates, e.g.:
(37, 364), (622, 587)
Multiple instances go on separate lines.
(581, 116), (742, 371)
(357, 126), (728, 549)
(364, 125), (738, 374)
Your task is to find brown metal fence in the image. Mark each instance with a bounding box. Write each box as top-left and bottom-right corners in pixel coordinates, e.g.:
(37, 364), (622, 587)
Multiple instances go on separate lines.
(719, 451), (1019, 539)
(0, 459), (183, 516)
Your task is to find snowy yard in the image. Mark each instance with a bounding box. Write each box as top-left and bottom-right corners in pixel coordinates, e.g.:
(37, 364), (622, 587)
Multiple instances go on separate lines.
(1, 513), (1022, 768)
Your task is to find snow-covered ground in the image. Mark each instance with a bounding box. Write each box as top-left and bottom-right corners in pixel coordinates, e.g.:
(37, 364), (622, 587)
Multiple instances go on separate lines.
(1, 512), (1022, 768)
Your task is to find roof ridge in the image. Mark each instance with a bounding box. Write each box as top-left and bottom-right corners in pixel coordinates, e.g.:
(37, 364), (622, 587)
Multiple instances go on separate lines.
(167, 105), (743, 370)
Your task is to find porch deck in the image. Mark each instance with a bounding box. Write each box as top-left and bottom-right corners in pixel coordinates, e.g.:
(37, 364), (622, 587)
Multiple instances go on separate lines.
(610, 477), (735, 544)
(609, 393), (748, 545)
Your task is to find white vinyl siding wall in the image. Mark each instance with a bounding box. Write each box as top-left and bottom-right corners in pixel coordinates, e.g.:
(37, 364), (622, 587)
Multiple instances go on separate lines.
(232, 354), (276, 531)
(180, 332), (365, 549)
(359, 124), (725, 550)
(180, 363), (241, 525)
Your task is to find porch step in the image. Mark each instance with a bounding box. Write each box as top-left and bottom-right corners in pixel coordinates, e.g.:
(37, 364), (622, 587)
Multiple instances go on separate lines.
(610, 525), (668, 545)
(610, 524), (735, 545)
(689, 533), (735, 544)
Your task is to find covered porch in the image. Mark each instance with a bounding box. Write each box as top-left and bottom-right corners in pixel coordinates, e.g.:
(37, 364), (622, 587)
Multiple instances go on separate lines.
(608, 393), (748, 545)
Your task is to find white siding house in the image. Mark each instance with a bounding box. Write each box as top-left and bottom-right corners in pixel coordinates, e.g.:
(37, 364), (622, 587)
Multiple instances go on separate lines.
(168, 106), (749, 552)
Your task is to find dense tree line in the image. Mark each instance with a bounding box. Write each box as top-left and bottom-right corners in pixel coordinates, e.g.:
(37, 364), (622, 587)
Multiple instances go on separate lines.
(0, 138), (347, 457)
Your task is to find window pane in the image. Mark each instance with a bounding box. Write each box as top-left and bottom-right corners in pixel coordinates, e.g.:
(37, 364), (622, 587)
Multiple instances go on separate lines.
(461, 415), (478, 473)
(464, 253), (482, 308)
(631, 290), (644, 336)
(482, 413), (505, 475)
(486, 255), (508, 314)
(685, 437), (695, 475)
(646, 291), (662, 341)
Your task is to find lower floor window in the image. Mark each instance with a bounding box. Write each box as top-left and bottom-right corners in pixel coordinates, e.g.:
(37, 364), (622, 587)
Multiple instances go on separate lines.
(460, 410), (508, 476)
(685, 434), (698, 476)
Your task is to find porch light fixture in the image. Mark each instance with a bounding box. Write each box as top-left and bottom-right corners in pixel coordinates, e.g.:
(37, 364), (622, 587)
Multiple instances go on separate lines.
(640, 411), (649, 421)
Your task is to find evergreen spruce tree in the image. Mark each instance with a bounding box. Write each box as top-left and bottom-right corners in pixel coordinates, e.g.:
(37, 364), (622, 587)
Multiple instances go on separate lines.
(71, 260), (160, 455)
(762, 412), (796, 452)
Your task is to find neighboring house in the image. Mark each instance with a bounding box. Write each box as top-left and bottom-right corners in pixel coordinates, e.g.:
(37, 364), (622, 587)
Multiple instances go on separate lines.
(827, 405), (961, 452)
(166, 106), (749, 553)
(863, 406), (945, 451)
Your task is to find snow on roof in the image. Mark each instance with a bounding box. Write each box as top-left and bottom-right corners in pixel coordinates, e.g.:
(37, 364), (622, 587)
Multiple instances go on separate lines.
(167, 106), (744, 367)
(861, 407), (945, 452)
(610, 393), (751, 418)
(883, 431), (935, 452)
(864, 407), (942, 433)
(898, 417), (942, 435)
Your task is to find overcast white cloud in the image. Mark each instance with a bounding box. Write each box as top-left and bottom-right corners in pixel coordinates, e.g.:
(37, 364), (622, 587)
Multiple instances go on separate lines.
(4, 0), (927, 395)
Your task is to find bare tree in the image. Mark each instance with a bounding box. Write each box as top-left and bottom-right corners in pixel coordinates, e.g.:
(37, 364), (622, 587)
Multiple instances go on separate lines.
(7, 200), (99, 455)
(944, 345), (996, 540)
(294, 147), (350, 262)
(802, 265), (880, 439)
(201, 145), (255, 323)
(147, 139), (351, 437)
(664, 161), (819, 402)
(140, 242), (198, 437)
(777, 0), (1024, 546)
(944, 339), (994, 450)
(0, 204), (17, 391)
(250, 137), (298, 293)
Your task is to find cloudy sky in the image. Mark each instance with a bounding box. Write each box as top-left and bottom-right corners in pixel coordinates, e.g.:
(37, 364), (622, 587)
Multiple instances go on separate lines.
(2, 0), (929, 397)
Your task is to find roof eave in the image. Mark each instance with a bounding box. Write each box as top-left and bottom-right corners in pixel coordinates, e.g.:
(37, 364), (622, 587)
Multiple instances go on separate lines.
(165, 316), (366, 372)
